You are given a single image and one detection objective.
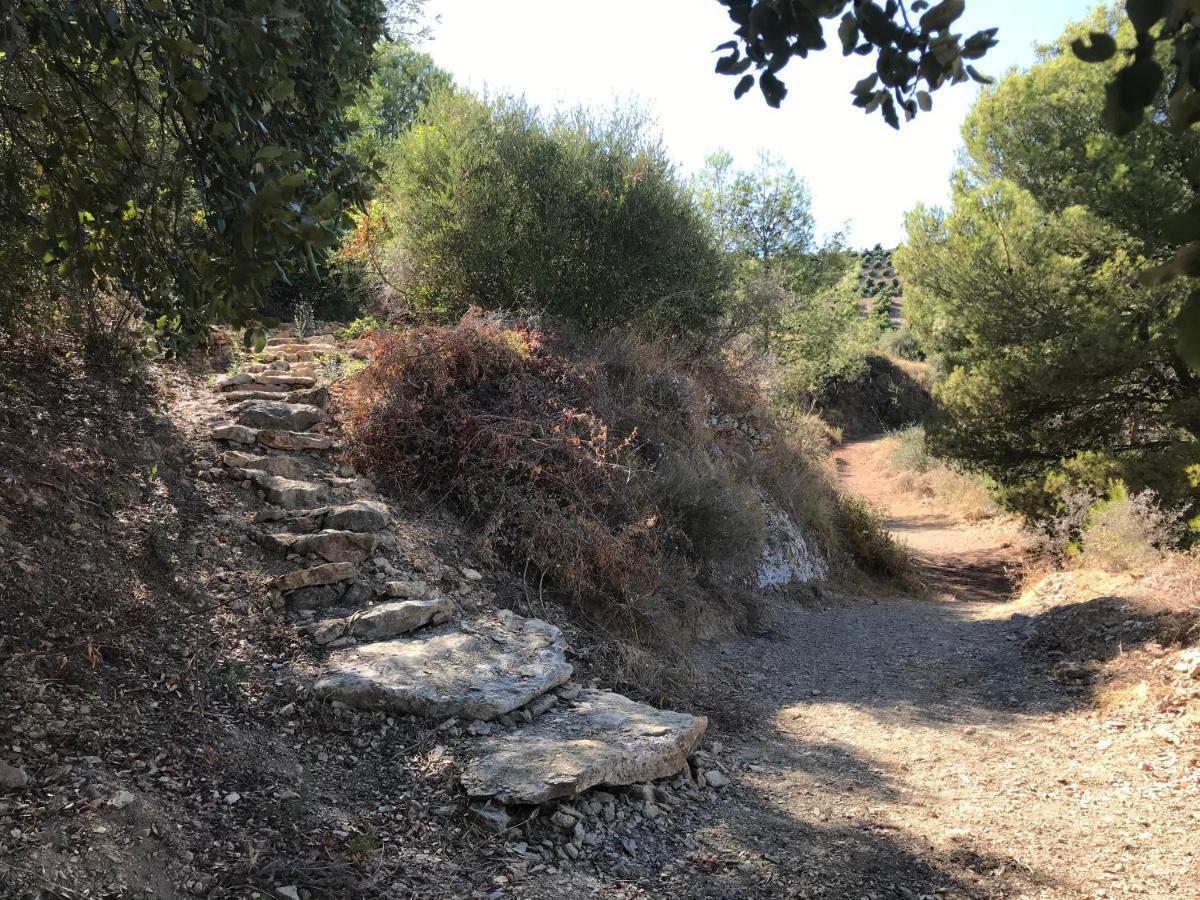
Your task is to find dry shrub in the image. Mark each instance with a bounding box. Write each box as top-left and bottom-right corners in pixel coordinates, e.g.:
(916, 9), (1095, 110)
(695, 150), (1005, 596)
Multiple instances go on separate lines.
(340, 309), (663, 605)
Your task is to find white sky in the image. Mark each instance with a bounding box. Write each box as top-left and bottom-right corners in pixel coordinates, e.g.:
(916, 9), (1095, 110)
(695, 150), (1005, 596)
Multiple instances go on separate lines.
(421, 1), (1101, 247)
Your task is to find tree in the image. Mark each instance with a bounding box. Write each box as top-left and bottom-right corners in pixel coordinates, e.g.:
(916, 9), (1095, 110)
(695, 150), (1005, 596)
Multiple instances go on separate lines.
(348, 41), (452, 161)
(896, 24), (1200, 513)
(694, 151), (815, 263)
(373, 92), (729, 333)
(0, 1), (394, 346)
(962, 8), (1200, 256)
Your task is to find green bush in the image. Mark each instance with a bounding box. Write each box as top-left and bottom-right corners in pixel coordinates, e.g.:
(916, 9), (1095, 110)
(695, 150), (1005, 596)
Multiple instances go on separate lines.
(1077, 482), (1178, 573)
(372, 92), (729, 334)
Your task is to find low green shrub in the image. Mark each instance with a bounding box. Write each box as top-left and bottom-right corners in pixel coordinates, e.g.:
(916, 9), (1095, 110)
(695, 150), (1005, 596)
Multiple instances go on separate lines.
(1075, 482), (1179, 573)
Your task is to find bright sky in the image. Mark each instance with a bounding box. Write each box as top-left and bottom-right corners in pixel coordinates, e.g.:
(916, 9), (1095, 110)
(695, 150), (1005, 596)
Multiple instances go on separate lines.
(421, 1), (1101, 247)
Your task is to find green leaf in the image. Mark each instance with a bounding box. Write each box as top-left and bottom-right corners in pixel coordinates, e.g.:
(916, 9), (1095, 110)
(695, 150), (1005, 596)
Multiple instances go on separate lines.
(965, 65), (993, 85)
(838, 14), (858, 56)
(270, 78), (296, 100)
(916, 90), (933, 112)
(179, 79), (210, 103)
(1177, 290), (1200, 374)
(733, 74), (755, 99)
(919, 0), (965, 33)
(1070, 32), (1117, 64)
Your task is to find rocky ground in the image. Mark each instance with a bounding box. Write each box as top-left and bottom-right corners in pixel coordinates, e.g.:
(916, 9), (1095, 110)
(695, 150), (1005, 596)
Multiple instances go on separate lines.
(1, 335), (1197, 899)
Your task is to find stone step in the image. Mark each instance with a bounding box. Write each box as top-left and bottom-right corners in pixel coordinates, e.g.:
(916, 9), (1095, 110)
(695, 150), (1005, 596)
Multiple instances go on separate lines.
(461, 690), (708, 806)
(271, 561), (358, 594)
(255, 373), (317, 388)
(262, 499), (391, 533)
(307, 597), (454, 645)
(229, 399), (327, 431)
(212, 425), (333, 452)
(259, 529), (378, 563)
(311, 611), (572, 720)
(229, 468), (327, 509)
(221, 451), (318, 481)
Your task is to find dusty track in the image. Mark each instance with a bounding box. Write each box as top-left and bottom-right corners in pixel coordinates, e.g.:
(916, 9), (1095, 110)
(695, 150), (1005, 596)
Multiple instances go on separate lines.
(666, 438), (1197, 898)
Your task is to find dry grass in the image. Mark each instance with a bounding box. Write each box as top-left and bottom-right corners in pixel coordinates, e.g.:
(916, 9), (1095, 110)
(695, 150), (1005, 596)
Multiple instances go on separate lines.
(888, 426), (999, 522)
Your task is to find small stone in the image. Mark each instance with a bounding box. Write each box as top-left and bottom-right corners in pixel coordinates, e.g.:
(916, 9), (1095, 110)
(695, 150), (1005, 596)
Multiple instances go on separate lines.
(704, 769), (729, 788)
(277, 887), (301, 900)
(109, 789), (137, 809)
(461, 567), (484, 581)
(0, 762), (28, 790)
(469, 803), (512, 834)
(224, 792), (241, 804)
(551, 810), (578, 830)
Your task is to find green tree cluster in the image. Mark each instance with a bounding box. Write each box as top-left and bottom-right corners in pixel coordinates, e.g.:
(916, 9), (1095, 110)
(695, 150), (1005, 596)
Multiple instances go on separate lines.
(896, 7), (1200, 519)
(370, 92), (728, 333)
(0, 1), (395, 349)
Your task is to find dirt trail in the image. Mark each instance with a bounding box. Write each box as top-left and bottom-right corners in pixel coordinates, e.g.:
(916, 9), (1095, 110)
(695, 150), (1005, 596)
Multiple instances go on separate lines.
(677, 437), (1197, 898)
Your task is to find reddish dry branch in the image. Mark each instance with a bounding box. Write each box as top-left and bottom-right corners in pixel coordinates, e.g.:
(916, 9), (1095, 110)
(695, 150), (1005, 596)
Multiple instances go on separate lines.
(338, 309), (663, 604)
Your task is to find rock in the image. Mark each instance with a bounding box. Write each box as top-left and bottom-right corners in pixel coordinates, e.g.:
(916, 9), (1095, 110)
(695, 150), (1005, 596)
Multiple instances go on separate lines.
(277, 887), (301, 900)
(461, 567), (484, 581)
(469, 803), (513, 834)
(232, 469), (327, 509)
(312, 611), (572, 720)
(704, 769), (729, 788)
(272, 561), (358, 594)
(310, 619), (346, 645)
(255, 373), (317, 388)
(322, 500), (391, 532)
(288, 386), (329, 408)
(216, 373), (255, 390)
(221, 390), (292, 403)
(109, 789), (137, 808)
(224, 792), (241, 804)
(461, 689), (708, 805)
(347, 597), (453, 640)
(222, 451), (316, 481)
(230, 400), (328, 432)
(384, 579), (430, 600)
(0, 762), (28, 790)
(262, 530), (379, 563)
(212, 424), (259, 444)
(288, 583), (347, 611)
(256, 430), (333, 452)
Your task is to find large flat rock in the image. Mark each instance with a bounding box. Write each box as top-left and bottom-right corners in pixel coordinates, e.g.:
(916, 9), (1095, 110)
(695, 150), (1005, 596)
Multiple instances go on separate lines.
(222, 450), (318, 481)
(232, 468), (327, 509)
(230, 399), (327, 431)
(461, 690), (708, 805)
(312, 611), (572, 720)
(261, 529), (378, 563)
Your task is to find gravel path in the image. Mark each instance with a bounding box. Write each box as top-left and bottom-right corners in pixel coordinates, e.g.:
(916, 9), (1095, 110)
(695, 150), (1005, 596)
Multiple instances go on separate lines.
(665, 439), (1198, 898)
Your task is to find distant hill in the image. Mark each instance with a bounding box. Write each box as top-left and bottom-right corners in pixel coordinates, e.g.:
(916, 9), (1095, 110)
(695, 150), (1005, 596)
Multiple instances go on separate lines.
(857, 245), (904, 328)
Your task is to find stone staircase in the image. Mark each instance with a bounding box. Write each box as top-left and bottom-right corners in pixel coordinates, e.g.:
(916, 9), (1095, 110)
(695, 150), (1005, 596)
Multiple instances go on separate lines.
(208, 328), (708, 828)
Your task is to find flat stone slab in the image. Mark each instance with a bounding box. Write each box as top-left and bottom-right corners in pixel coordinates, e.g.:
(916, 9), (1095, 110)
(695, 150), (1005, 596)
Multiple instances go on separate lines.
(272, 561), (357, 594)
(230, 399), (327, 431)
(255, 373), (316, 388)
(256, 430), (333, 451)
(212, 424), (257, 444)
(261, 529), (378, 563)
(312, 611), (572, 720)
(309, 597), (453, 645)
(348, 597), (452, 640)
(461, 690), (708, 805)
(222, 451), (318, 481)
(231, 469), (327, 509)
